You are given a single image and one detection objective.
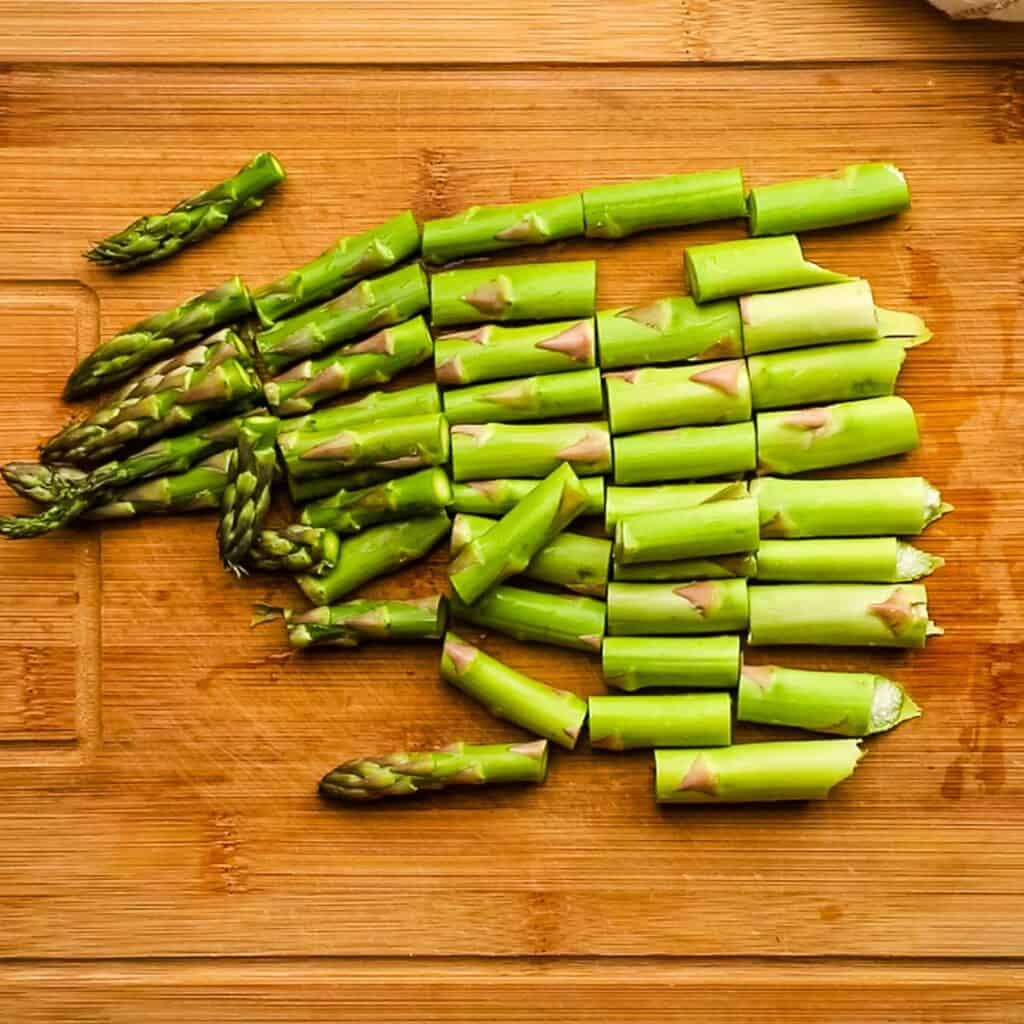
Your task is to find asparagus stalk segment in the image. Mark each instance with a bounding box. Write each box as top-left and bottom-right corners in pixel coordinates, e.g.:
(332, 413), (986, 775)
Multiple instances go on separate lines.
(602, 636), (741, 692)
(248, 525), (341, 575)
(287, 467), (402, 504)
(613, 422), (756, 484)
(755, 538), (943, 582)
(281, 382), (441, 438)
(737, 664), (920, 737)
(85, 152), (285, 270)
(607, 580), (749, 636)
(612, 554), (757, 581)
(451, 421), (612, 481)
(589, 693), (732, 750)
(604, 481), (747, 534)
(280, 594), (447, 647)
(2, 462), (87, 504)
(441, 632), (588, 749)
(443, 369), (603, 425)
(320, 738), (548, 802)
(452, 477), (605, 517)
(655, 740), (863, 804)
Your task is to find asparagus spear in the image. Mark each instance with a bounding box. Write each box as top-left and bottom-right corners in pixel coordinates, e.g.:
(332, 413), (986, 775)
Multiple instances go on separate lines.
(755, 538), (943, 582)
(756, 396), (919, 475)
(430, 261), (597, 327)
(281, 382), (441, 437)
(277, 594), (447, 647)
(422, 193), (584, 264)
(612, 554), (757, 581)
(748, 162), (910, 236)
(287, 467), (401, 504)
(441, 632), (588, 749)
(2, 462), (87, 504)
(582, 169), (747, 238)
(654, 740), (863, 804)
(443, 369), (604, 425)
(612, 422), (756, 484)
(247, 525), (340, 575)
(85, 152), (285, 270)
(319, 738), (548, 802)
(737, 663), (920, 737)
(606, 580), (749, 636)
(747, 583), (941, 648)
(604, 481), (747, 534)
(253, 211), (421, 325)
(451, 421), (611, 481)
(602, 636), (741, 692)
(64, 277), (253, 399)
(451, 477), (605, 518)
(589, 693), (732, 750)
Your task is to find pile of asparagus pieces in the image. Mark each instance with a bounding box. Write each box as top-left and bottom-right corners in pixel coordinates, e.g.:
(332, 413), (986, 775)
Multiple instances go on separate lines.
(0, 155), (948, 807)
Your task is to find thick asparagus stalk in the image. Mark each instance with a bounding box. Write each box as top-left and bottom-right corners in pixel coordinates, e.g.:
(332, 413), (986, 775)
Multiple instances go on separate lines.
(247, 525), (340, 575)
(452, 477), (605, 518)
(422, 193), (584, 264)
(756, 396), (919, 475)
(443, 369), (604, 425)
(253, 211), (421, 324)
(604, 481), (747, 534)
(596, 296), (742, 369)
(602, 635), (741, 692)
(685, 235), (848, 303)
(319, 738), (548, 802)
(449, 583), (605, 653)
(737, 663), (920, 737)
(287, 467), (401, 504)
(280, 594), (447, 647)
(589, 693), (732, 750)
(756, 538), (943, 582)
(296, 513), (450, 605)
(85, 152), (285, 270)
(451, 421), (611, 481)
(256, 263), (430, 374)
(612, 554), (757, 581)
(752, 475), (952, 538)
(747, 583), (941, 648)
(613, 422), (756, 484)
(582, 169), (747, 238)
(607, 580), (749, 636)
(2, 462), (87, 504)
(654, 740), (863, 804)
(64, 277), (253, 399)
(748, 163), (910, 236)
(281, 382), (441, 437)
(430, 261), (597, 327)
(441, 633), (588, 749)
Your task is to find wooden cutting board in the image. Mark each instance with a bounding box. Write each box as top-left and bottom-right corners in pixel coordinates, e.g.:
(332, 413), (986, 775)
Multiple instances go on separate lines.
(1, 4), (1023, 1020)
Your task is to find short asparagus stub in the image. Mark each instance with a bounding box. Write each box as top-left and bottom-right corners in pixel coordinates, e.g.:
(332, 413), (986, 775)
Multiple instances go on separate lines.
(443, 368), (604, 425)
(451, 421), (611, 481)
(602, 635), (741, 692)
(319, 738), (548, 802)
(589, 693), (732, 750)
(607, 579), (750, 636)
(755, 538), (943, 583)
(282, 595), (447, 648)
(612, 554), (757, 582)
(441, 632), (588, 749)
(604, 480), (748, 534)
(654, 740), (863, 804)
(737, 663), (920, 737)
(281, 382), (441, 438)
(613, 421), (756, 484)
(452, 477), (605, 518)
(287, 467), (401, 504)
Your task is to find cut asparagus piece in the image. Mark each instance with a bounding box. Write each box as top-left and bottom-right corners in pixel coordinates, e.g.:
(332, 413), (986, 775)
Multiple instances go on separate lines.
(451, 421), (611, 481)
(612, 554), (757, 581)
(596, 296), (742, 370)
(654, 740), (863, 804)
(281, 382), (441, 437)
(737, 663), (920, 737)
(449, 583), (605, 653)
(281, 594), (447, 647)
(248, 525), (341, 575)
(441, 632), (588, 749)
(296, 513), (450, 605)
(256, 263), (430, 374)
(604, 481), (748, 534)
(685, 235), (849, 303)
(320, 738), (548, 802)
(748, 162), (910, 236)
(756, 396), (919, 475)
(752, 475), (952, 538)
(422, 193), (584, 264)
(430, 261), (597, 327)
(452, 477), (605, 518)
(2, 462), (88, 504)
(589, 693), (732, 750)
(253, 211), (421, 324)
(582, 169), (747, 238)
(443, 369), (604, 425)
(748, 583), (941, 648)
(755, 538), (943, 582)
(607, 580), (749, 636)
(64, 277), (253, 399)
(287, 467), (402, 504)
(613, 422), (756, 484)
(264, 315), (433, 415)
(85, 152), (285, 270)
(602, 636), (741, 692)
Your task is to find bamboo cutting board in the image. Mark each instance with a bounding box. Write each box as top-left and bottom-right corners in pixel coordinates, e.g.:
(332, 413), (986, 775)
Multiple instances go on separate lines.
(1, 3), (1024, 1020)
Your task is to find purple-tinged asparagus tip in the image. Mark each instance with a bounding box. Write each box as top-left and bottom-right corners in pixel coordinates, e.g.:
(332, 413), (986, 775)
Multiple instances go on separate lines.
(691, 360), (744, 396)
(678, 755), (718, 795)
(868, 587), (914, 634)
(672, 581), (719, 616)
(462, 280), (512, 315)
(535, 321), (594, 363)
(444, 638), (478, 673)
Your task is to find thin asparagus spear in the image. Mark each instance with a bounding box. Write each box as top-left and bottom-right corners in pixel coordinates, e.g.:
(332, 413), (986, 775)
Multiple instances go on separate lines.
(589, 693), (732, 750)
(613, 422), (756, 484)
(443, 369), (604, 425)
(286, 467), (403, 504)
(602, 636), (741, 692)
(281, 382), (441, 437)
(755, 538), (943, 582)
(277, 594), (447, 647)
(2, 462), (87, 504)
(451, 477), (605, 518)
(612, 554), (757, 581)
(451, 421), (611, 481)
(604, 481), (747, 534)
(606, 580), (749, 636)
(247, 525), (340, 575)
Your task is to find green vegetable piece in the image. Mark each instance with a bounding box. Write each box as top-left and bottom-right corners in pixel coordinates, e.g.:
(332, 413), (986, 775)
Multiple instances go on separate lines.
(604, 481), (747, 534)
(281, 382), (441, 437)
(281, 594), (447, 648)
(443, 369), (604, 425)
(247, 525), (341, 575)
(755, 538), (943, 583)
(612, 554), (757, 582)
(589, 693), (732, 750)
(607, 579), (749, 636)
(613, 422), (756, 484)
(602, 636), (741, 692)
(451, 477), (605, 518)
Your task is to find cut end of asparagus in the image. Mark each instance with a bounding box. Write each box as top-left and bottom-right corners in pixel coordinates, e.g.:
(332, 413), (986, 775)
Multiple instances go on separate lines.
(895, 542), (945, 581)
(876, 307), (932, 348)
(923, 480), (953, 527)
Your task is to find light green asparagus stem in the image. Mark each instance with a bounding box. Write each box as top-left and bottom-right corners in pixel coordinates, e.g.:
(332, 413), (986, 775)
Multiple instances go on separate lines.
(607, 579), (750, 636)
(589, 693), (732, 750)
(451, 421), (611, 481)
(602, 636), (741, 692)
(286, 467), (401, 504)
(756, 396), (919, 475)
(441, 632), (588, 749)
(253, 211), (421, 325)
(85, 152), (285, 270)
(296, 513), (450, 605)
(64, 277), (253, 399)
(604, 481), (747, 534)
(747, 583), (941, 648)
(755, 538), (943, 582)
(443, 369), (604, 425)
(612, 554), (757, 581)
(737, 663), (920, 737)
(279, 594), (447, 647)
(613, 422), (756, 484)
(430, 261), (597, 327)
(281, 382), (441, 438)
(256, 263), (430, 374)
(422, 193), (584, 264)
(319, 738), (549, 802)
(685, 235), (849, 303)
(748, 162), (910, 236)
(596, 296), (742, 369)
(449, 583), (605, 653)
(654, 740), (863, 804)
(2, 462), (87, 504)
(247, 525), (340, 575)
(583, 169), (747, 238)
(451, 477), (605, 518)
